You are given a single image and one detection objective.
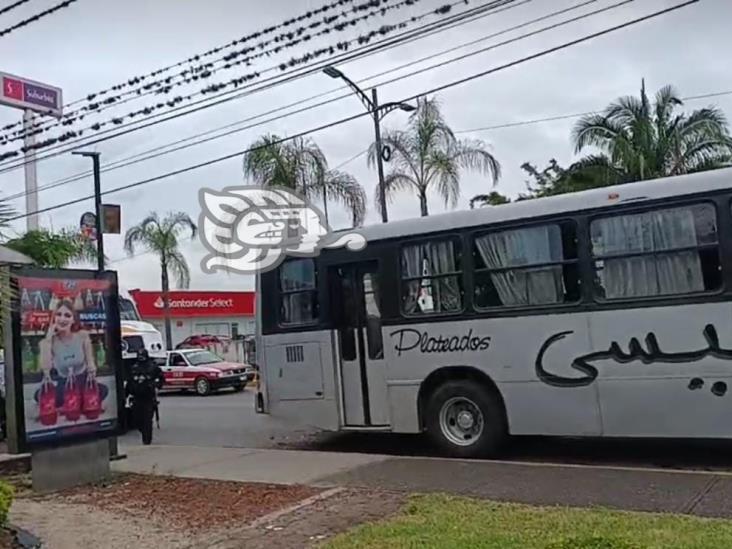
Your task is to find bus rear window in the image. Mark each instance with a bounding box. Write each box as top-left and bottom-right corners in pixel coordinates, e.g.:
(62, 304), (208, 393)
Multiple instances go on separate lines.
(279, 258), (319, 325)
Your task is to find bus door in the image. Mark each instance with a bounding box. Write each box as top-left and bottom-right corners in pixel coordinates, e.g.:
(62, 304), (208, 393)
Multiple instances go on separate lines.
(330, 261), (390, 426)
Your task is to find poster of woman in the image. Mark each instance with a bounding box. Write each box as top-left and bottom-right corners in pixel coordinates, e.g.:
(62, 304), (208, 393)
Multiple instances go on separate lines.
(19, 275), (119, 444)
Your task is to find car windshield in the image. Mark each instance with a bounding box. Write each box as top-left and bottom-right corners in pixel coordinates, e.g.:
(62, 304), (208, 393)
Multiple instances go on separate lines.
(186, 351), (222, 366)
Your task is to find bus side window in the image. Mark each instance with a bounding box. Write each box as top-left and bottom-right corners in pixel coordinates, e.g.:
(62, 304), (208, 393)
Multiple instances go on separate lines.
(400, 238), (463, 316)
(363, 273), (383, 360)
(473, 221), (579, 309)
(590, 203), (720, 300)
(279, 258), (319, 325)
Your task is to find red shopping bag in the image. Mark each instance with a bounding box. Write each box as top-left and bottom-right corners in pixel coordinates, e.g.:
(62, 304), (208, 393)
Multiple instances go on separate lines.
(38, 379), (58, 426)
(62, 376), (82, 421)
(82, 375), (102, 420)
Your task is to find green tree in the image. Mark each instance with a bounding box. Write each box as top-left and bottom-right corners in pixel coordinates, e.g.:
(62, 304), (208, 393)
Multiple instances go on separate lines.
(4, 228), (101, 268)
(571, 81), (732, 184)
(124, 212), (197, 350)
(516, 159), (602, 199)
(243, 134), (366, 226)
(469, 191), (510, 208)
(369, 96), (500, 217)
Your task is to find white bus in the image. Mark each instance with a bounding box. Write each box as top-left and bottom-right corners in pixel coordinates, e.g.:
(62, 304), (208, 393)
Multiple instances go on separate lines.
(118, 288), (165, 363)
(256, 168), (732, 457)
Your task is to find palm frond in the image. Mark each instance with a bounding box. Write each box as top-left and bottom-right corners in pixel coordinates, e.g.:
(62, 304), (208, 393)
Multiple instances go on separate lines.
(319, 170), (367, 227)
(166, 248), (191, 289)
(375, 172), (419, 214)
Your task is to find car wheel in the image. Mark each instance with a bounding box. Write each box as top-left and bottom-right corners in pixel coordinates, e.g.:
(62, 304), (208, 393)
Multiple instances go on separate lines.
(233, 383), (245, 392)
(425, 379), (506, 458)
(195, 377), (211, 396)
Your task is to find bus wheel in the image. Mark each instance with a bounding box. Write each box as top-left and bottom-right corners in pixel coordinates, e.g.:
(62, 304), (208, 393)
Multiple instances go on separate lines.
(425, 380), (506, 458)
(195, 377), (211, 396)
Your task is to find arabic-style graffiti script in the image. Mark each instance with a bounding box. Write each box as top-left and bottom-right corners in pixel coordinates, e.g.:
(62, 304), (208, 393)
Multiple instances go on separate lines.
(535, 324), (732, 388)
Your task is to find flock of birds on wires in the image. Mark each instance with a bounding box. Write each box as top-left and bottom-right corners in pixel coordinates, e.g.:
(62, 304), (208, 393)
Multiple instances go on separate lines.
(0, 0), (704, 225)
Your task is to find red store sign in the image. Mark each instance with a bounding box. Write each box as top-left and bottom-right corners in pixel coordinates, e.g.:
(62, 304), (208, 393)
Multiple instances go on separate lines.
(130, 290), (254, 318)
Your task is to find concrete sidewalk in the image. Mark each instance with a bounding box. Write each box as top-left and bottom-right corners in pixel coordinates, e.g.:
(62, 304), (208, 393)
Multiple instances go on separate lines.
(116, 444), (732, 519)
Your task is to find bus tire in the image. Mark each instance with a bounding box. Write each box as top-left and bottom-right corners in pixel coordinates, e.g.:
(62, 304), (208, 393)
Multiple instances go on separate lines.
(195, 377), (211, 396)
(425, 379), (506, 458)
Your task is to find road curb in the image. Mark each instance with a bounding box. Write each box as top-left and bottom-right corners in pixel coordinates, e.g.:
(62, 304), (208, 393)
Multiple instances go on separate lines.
(249, 487), (345, 528)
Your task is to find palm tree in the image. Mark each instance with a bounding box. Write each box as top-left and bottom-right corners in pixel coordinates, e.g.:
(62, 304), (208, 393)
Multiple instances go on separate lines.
(243, 134), (366, 227)
(571, 81), (732, 184)
(369, 96), (500, 217)
(124, 212), (197, 350)
(4, 228), (102, 268)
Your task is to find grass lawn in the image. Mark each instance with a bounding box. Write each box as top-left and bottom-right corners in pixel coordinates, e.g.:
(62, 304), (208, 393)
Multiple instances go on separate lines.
(326, 494), (732, 549)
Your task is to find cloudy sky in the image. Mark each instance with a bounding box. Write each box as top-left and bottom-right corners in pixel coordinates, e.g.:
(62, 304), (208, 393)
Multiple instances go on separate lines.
(0, 0), (729, 292)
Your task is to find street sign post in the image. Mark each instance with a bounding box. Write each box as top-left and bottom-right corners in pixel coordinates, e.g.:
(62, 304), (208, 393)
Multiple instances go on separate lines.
(0, 71), (63, 232)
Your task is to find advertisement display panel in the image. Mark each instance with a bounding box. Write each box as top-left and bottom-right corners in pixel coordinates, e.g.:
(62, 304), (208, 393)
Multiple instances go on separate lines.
(12, 269), (122, 447)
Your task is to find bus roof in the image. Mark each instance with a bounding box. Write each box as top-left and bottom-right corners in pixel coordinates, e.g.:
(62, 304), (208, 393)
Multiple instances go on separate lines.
(354, 167), (732, 243)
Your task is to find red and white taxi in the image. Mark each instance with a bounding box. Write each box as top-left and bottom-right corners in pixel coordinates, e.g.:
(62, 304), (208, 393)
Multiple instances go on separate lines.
(161, 349), (255, 396)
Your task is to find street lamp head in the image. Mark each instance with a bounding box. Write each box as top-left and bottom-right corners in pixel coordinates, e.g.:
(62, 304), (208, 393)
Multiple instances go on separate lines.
(72, 150), (100, 158)
(322, 66), (344, 79)
(398, 103), (416, 113)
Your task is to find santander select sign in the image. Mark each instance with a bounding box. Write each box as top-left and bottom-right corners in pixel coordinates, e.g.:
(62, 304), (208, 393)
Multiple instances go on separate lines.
(130, 290), (254, 318)
(153, 296), (234, 309)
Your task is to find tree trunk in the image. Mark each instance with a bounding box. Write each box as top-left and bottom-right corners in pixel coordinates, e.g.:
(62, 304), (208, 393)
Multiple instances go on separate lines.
(419, 191), (429, 217)
(160, 255), (173, 351)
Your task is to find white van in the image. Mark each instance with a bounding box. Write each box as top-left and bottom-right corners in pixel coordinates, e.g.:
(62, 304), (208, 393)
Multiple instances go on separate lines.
(119, 288), (165, 362)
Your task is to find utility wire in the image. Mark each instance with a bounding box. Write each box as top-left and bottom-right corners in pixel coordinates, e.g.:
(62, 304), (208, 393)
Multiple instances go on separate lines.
(0, 0), (78, 39)
(455, 89), (732, 133)
(107, 146), (371, 265)
(2, 0), (607, 201)
(4, 0), (432, 140)
(4, 0), (699, 224)
(0, 0), (32, 17)
(0, 0), (364, 134)
(0, 0), (521, 172)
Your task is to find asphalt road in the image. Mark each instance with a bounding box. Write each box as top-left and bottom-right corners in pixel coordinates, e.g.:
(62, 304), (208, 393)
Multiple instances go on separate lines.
(120, 388), (319, 449)
(121, 387), (732, 471)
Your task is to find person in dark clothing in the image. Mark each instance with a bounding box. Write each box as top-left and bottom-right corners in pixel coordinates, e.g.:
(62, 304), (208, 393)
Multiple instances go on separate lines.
(128, 349), (164, 445)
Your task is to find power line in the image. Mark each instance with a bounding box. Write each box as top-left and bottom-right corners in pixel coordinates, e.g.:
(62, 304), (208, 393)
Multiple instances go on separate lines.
(4, 0), (716, 208)
(0, 0), (32, 17)
(0, 0), (364, 135)
(0, 0), (501, 158)
(2, 0), (429, 141)
(5, 0), (605, 202)
(5, 0), (699, 225)
(0, 0), (78, 39)
(455, 90), (732, 133)
(107, 147), (371, 265)
(0, 0), (520, 172)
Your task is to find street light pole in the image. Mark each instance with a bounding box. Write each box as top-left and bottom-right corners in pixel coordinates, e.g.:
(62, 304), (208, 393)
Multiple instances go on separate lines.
(322, 66), (415, 223)
(73, 151), (104, 271)
(371, 88), (388, 223)
(72, 151), (123, 460)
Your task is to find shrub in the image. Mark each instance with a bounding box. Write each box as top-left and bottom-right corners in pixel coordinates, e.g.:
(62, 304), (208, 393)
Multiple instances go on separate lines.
(0, 481), (14, 525)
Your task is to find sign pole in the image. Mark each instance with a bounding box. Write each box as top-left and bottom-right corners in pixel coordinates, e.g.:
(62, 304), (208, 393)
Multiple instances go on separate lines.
(22, 110), (39, 231)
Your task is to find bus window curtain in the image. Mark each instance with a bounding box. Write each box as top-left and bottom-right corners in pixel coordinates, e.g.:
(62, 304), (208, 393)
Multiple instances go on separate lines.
(594, 208), (703, 298)
(475, 226), (563, 306)
(401, 245), (422, 314)
(428, 240), (461, 312)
